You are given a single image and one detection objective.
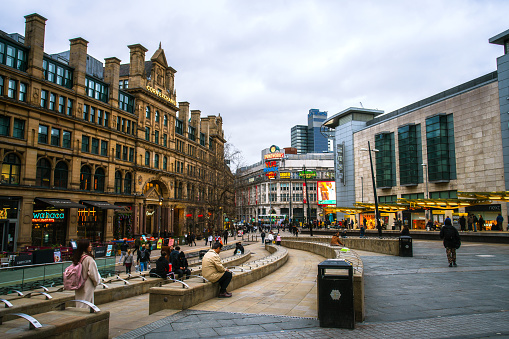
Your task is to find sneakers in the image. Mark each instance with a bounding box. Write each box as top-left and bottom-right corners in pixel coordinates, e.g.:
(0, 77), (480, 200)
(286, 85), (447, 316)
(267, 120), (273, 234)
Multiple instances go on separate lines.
(453, 262), (457, 267)
(218, 292), (232, 298)
(449, 263), (453, 267)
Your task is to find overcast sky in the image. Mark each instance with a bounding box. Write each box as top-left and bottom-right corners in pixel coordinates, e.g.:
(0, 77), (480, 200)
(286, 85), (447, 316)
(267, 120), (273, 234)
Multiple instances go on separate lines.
(2, 1), (509, 166)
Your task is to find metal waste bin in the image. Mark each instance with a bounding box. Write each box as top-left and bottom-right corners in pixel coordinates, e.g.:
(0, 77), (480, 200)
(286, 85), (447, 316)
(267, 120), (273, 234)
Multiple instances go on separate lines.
(199, 250), (208, 260)
(399, 236), (413, 257)
(317, 259), (355, 329)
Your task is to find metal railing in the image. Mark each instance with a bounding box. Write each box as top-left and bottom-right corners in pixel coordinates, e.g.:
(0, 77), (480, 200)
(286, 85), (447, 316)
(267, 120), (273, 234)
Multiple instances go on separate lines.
(0, 257), (116, 295)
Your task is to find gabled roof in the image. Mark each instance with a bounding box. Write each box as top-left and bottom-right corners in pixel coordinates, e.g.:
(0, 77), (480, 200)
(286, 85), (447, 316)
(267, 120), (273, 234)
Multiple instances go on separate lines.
(151, 44), (168, 68)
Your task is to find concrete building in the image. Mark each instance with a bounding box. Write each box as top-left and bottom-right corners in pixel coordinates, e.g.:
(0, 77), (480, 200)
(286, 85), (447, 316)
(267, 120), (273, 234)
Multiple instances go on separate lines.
(0, 14), (228, 251)
(324, 28), (509, 230)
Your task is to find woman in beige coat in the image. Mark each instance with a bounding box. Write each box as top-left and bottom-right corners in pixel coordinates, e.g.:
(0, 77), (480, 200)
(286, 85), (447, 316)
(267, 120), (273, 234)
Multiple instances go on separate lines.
(73, 239), (101, 307)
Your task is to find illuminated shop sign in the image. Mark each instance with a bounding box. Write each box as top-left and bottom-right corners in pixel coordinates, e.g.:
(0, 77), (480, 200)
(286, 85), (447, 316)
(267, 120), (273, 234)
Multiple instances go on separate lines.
(279, 172), (290, 179)
(299, 170), (316, 179)
(264, 152), (284, 160)
(264, 145), (283, 178)
(32, 211), (65, 223)
(146, 85), (177, 106)
(0, 208), (7, 219)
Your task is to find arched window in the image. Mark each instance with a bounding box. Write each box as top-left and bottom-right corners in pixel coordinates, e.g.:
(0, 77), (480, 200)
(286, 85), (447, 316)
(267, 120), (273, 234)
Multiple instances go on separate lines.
(145, 106), (151, 119)
(154, 154), (159, 169)
(163, 114), (168, 127)
(1, 153), (21, 185)
(80, 165), (91, 191)
(163, 156), (167, 170)
(54, 161), (68, 188)
(36, 158), (51, 187)
(145, 152), (150, 166)
(124, 172), (132, 194)
(94, 167), (105, 192)
(155, 110), (159, 123)
(115, 171), (122, 193)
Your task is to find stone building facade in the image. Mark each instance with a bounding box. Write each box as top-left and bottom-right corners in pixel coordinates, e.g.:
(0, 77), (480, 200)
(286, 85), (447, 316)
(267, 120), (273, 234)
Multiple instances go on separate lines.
(0, 14), (227, 251)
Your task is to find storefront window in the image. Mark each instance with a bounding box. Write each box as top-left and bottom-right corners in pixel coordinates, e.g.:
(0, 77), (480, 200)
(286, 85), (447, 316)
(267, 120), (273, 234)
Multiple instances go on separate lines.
(77, 208), (105, 242)
(115, 171), (122, 193)
(0, 199), (19, 252)
(31, 204), (67, 246)
(124, 172), (132, 194)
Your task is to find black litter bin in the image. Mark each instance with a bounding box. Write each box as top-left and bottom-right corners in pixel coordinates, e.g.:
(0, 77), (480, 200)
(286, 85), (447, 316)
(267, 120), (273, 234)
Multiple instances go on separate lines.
(199, 250), (208, 260)
(317, 259), (355, 329)
(399, 236), (413, 257)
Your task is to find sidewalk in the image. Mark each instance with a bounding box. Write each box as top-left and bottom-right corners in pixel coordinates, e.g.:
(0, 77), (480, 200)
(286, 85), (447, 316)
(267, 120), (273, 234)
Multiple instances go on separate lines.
(111, 237), (509, 338)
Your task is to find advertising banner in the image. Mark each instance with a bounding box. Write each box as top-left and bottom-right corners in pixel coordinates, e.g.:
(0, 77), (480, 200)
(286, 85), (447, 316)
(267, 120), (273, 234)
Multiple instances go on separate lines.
(318, 181), (336, 205)
(106, 244), (113, 256)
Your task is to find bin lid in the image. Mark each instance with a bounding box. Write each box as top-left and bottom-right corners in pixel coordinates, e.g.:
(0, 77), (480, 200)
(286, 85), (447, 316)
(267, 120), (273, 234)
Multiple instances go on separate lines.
(318, 259), (352, 269)
(399, 236), (412, 239)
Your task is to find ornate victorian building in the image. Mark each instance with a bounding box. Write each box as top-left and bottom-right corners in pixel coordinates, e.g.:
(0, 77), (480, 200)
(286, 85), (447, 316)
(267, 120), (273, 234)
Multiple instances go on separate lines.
(0, 14), (227, 251)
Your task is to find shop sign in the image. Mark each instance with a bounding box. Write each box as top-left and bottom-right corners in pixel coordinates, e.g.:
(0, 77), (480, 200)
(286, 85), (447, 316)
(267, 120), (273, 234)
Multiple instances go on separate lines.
(299, 171), (316, 179)
(95, 246), (107, 258)
(465, 204), (501, 212)
(146, 85), (176, 105)
(186, 214), (192, 217)
(106, 244), (113, 257)
(432, 210), (446, 214)
(280, 172), (290, 179)
(248, 177), (255, 183)
(336, 141), (345, 185)
(32, 211), (65, 223)
(0, 208), (7, 219)
(14, 254), (33, 266)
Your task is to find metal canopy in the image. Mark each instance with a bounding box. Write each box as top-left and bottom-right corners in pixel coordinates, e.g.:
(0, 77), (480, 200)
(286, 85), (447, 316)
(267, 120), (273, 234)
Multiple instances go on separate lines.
(80, 200), (123, 210)
(35, 198), (86, 209)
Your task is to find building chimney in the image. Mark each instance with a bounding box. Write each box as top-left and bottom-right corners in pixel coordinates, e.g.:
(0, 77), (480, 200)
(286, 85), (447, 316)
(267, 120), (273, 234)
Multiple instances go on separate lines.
(104, 57), (121, 107)
(24, 13), (47, 78)
(128, 44), (147, 89)
(69, 37), (89, 96)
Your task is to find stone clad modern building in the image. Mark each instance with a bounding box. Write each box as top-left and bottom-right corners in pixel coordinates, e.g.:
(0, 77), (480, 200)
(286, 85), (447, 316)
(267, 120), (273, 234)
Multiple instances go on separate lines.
(324, 28), (509, 230)
(0, 14), (228, 251)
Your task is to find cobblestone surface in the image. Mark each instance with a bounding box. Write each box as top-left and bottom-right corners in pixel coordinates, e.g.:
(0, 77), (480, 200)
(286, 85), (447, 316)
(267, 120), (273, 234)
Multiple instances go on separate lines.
(115, 238), (509, 339)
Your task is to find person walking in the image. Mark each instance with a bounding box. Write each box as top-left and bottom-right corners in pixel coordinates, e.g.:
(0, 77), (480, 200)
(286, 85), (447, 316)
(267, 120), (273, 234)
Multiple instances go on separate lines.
(123, 249), (133, 274)
(208, 234), (213, 248)
(119, 240), (128, 264)
(138, 244), (150, 272)
(276, 233), (282, 246)
(267, 232), (274, 244)
(74, 239), (101, 308)
(261, 231), (266, 244)
(440, 218), (461, 267)
(223, 230), (229, 245)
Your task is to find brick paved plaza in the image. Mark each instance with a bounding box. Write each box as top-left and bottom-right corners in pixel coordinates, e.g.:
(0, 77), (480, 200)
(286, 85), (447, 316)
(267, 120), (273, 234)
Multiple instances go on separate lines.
(104, 235), (509, 338)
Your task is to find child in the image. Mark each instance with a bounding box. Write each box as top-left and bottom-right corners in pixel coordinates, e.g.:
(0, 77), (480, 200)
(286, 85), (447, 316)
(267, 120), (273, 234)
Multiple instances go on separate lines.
(123, 249), (133, 274)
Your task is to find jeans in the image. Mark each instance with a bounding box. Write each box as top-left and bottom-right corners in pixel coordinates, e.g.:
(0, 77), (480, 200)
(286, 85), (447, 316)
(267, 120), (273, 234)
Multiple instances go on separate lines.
(139, 261), (148, 272)
(119, 251), (126, 263)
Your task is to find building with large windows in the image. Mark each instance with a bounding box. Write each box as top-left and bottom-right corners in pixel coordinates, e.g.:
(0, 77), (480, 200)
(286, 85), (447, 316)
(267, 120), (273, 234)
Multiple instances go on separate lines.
(324, 28), (509, 230)
(236, 147), (334, 226)
(291, 109), (330, 154)
(0, 14), (228, 251)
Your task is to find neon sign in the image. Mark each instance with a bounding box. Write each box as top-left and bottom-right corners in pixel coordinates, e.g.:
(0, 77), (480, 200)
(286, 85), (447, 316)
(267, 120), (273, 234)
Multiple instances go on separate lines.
(32, 211), (65, 223)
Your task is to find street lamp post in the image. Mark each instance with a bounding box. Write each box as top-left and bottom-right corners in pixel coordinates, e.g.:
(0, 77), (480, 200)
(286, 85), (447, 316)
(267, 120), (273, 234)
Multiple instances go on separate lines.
(422, 163), (429, 222)
(361, 142), (381, 237)
(303, 165), (313, 236)
(158, 197), (163, 237)
(361, 176), (364, 203)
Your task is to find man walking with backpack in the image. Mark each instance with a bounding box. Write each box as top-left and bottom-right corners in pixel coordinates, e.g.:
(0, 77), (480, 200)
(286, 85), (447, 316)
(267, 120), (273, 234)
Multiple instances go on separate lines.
(440, 218), (461, 267)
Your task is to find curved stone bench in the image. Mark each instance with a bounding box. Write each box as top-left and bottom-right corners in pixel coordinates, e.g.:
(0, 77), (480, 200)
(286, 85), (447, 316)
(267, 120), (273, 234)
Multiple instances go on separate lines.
(284, 235), (400, 255)
(148, 244), (288, 314)
(281, 239), (365, 322)
(0, 251), (252, 322)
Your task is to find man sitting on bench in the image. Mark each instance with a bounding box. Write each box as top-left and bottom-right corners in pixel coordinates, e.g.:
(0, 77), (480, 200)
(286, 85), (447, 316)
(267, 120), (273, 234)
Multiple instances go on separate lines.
(202, 242), (232, 298)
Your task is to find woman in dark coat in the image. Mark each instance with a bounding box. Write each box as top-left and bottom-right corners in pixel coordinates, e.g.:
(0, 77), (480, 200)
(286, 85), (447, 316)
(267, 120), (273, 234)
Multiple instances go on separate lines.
(439, 218), (461, 267)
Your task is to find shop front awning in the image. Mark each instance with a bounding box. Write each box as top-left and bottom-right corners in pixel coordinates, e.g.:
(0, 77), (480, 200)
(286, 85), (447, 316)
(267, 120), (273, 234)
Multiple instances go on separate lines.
(324, 207), (367, 215)
(80, 200), (123, 210)
(397, 198), (490, 209)
(354, 203), (408, 213)
(35, 198), (86, 209)
(457, 191), (509, 202)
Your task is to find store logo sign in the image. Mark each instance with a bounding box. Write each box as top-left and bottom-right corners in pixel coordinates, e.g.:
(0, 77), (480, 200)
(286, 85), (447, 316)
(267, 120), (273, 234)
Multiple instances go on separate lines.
(32, 211), (65, 223)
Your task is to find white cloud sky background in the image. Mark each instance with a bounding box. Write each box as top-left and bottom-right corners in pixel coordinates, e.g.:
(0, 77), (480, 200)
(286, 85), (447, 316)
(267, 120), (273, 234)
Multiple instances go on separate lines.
(2, 0), (508, 166)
